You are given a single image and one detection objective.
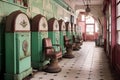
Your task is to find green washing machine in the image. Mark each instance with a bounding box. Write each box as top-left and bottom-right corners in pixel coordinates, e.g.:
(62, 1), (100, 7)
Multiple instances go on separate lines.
(5, 10), (32, 80)
(72, 23), (78, 41)
(72, 24), (79, 42)
(48, 18), (61, 53)
(74, 24), (77, 37)
(31, 14), (49, 70)
(74, 24), (80, 40)
(71, 23), (75, 44)
(71, 23), (76, 37)
(58, 20), (66, 55)
(71, 23), (81, 50)
(65, 22), (72, 43)
(0, 46), (1, 77)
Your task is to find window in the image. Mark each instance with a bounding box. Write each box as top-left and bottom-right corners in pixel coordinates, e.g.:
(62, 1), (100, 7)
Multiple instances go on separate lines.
(85, 16), (95, 35)
(86, 16), (94, 24)
(95, 22), (99, 32)
(116, 0), (120, 44)
(117, 0), (120, 3)
(86, 25), (94, 35)
(81, 15), (85, 21)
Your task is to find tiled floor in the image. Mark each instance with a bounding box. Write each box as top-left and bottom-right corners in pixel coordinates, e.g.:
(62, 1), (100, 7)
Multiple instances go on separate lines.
(29, 42), (117, 80)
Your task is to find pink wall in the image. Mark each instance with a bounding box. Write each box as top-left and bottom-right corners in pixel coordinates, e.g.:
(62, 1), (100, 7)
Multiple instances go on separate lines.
(78, 22), (86, 33)
(85, 35), (95, 41)
(77, 13), (98, 41)
(78, 21), (86, 40)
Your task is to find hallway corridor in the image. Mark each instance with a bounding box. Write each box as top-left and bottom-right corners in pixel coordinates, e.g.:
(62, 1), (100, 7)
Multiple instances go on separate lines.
(30, 42), (115, 80)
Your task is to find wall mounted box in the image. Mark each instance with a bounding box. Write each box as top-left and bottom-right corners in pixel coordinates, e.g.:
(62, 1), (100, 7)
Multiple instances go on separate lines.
(65, 22), (73, 43)
(31, 14), (49, 70)
(58, 20), (66, 55)
(5, 10), (32, 80)
(48, 18), (61, 52)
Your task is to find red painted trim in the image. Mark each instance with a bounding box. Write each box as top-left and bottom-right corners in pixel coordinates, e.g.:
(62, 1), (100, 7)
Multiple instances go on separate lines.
(111, 0), (116, 64)
(115, 44), (120, 75)
(103, 0), (110, 15)
(104, 16), (107, 52)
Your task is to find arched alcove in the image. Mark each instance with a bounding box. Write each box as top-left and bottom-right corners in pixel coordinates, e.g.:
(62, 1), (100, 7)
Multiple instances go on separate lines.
(75, 9), (104, 41)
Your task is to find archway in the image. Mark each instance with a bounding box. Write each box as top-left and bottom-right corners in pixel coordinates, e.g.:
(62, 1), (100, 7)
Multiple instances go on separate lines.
(75, 9), (104, 42)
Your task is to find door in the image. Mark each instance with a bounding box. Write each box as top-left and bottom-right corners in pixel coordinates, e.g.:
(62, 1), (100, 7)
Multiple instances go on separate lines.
(16, 32), (31, 73)
(85, 24), (95, 41)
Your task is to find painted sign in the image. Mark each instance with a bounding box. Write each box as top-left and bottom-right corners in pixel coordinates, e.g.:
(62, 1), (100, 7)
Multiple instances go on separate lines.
(39, 17), (48, 31)
(15, 13), (30, 31)
(53, 20), (59, 31)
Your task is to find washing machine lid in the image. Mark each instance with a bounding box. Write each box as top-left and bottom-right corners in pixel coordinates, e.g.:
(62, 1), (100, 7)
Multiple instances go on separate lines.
(48, 18), (59, 31)
(6, 10), (30, 32)
(58, 19), (66, 31)
(32, 14), (48, 32)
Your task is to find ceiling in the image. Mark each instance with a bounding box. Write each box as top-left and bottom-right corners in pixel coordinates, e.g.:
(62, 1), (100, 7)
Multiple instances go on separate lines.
(63, 0), (104, 18)
(74, 0), (104, 5)
(63, 0), (104, 10)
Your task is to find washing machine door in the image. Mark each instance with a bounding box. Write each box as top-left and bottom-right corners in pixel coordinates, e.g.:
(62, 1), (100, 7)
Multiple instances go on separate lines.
(16, 32), (31, 73)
